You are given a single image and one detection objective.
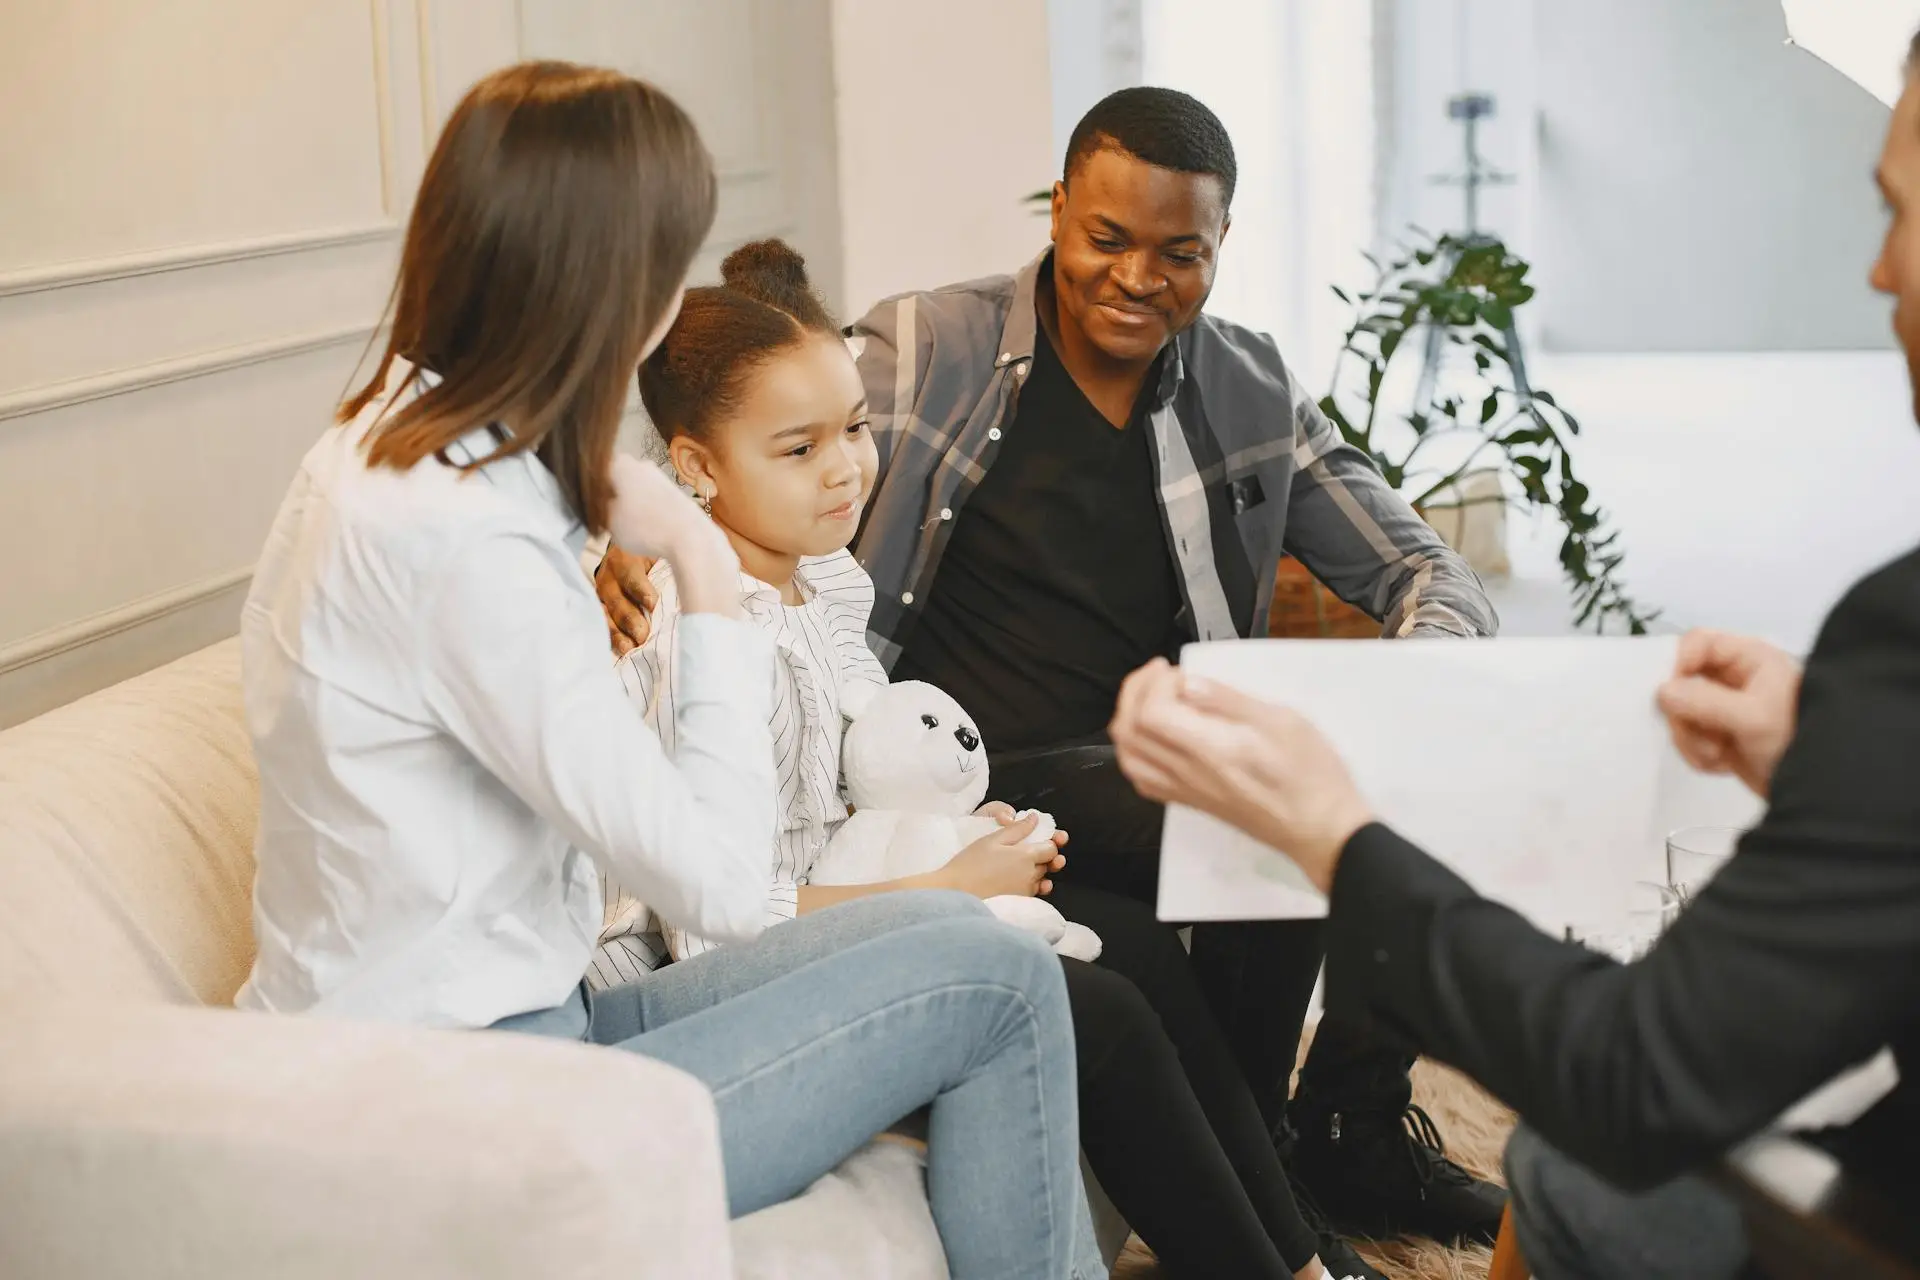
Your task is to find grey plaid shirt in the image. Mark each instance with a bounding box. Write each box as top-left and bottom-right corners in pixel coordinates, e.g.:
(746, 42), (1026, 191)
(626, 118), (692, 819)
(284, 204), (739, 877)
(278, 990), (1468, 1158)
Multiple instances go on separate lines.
(846, 250), (1498, 668)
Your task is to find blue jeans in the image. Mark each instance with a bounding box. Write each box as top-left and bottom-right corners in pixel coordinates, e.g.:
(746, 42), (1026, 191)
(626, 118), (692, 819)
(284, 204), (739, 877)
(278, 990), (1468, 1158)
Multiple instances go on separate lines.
(1505, 1125), (1748, 1280)
(493, 891), (1093, 1280)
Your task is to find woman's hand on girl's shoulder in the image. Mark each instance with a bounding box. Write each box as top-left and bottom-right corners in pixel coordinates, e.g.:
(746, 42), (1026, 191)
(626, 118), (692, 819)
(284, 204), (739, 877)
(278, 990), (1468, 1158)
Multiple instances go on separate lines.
(597, 544), (659, 656)
(606, 454), (741, 621)
(606, 454), (708, 560)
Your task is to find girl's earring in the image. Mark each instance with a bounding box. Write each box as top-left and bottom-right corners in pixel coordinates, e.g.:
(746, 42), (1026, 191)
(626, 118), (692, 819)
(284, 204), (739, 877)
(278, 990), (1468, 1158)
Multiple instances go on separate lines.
(696, 487), (714, 518)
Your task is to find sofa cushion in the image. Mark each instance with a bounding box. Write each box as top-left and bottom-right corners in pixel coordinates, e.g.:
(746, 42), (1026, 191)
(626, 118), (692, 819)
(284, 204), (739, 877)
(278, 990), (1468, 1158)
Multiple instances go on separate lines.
(731, 1138), (947, 1279)
(0, 639), (257, 1007)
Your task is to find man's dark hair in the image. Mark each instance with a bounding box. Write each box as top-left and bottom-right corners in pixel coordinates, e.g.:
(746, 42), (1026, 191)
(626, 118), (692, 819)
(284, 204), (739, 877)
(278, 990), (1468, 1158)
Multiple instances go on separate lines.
(1063, 86), (1237, 207)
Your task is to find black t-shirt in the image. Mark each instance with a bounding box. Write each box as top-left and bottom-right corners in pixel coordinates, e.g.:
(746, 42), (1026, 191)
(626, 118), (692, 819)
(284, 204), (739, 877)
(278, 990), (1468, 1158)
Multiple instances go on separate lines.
(892, 326), (1185, 754)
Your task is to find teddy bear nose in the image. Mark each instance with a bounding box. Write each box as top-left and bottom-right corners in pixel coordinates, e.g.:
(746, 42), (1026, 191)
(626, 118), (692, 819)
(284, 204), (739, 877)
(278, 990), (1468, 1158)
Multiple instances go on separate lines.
(954, 724), (980, 753)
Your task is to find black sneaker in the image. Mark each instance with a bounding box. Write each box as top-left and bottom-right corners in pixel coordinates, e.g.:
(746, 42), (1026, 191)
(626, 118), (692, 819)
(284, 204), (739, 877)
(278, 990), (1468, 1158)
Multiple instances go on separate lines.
(1288, 1096), (1507, 1246)
(1276, 1120), (1391, 1280)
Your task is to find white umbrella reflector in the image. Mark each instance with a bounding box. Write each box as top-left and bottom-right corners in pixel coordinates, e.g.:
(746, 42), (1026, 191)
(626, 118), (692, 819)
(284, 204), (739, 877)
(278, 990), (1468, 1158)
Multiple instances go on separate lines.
(1781, 0), (1920, 107)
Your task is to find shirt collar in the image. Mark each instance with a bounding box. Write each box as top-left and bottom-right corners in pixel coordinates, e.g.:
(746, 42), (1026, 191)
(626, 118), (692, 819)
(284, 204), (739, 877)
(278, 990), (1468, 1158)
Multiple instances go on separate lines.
(405, 362), (587, 557)
(995, 248), (1049, 370)
(1004, 248), (1187, 409)
(737, 558), (824, 611)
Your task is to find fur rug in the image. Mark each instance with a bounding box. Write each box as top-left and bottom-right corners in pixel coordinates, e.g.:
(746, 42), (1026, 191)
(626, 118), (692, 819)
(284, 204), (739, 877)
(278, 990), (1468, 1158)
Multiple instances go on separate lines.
(1115, 1028), (1516, 1280)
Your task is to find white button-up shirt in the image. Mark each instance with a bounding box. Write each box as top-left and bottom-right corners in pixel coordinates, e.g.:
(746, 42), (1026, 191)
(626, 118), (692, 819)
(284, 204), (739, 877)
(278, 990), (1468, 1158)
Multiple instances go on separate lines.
(236, 370), (777, 1028)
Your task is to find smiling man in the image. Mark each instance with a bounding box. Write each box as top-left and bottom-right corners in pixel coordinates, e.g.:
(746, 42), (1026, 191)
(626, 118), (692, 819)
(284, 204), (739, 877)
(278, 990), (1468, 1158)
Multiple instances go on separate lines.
(599, 87), (1503, 1274)
(862, 87), (1503, 1268)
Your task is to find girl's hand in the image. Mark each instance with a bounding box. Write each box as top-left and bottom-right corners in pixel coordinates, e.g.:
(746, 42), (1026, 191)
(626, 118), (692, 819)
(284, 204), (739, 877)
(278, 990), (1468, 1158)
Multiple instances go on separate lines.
(979, 802), (1071, 856)
(935, 814), (1067, 899)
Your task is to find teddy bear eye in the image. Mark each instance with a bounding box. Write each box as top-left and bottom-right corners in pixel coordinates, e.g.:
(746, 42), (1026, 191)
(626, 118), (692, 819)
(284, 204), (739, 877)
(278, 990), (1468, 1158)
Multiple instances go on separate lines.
(920, 714), (940, 729)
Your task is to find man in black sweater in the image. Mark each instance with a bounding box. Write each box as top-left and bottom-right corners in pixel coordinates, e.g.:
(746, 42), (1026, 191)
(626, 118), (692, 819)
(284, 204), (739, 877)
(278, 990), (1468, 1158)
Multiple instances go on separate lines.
(1108, 31), (1920, 1280)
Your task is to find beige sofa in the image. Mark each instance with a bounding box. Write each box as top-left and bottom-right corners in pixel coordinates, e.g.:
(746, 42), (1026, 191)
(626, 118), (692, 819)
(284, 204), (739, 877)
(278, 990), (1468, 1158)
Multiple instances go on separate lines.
(0, 638), (971, 1279)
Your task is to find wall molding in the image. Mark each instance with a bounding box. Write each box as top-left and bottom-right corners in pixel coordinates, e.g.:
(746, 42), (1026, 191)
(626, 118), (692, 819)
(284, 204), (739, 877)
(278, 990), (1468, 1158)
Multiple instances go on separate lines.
(0, 321), (381, 424)
(371, 0), (399, 215)
(416, 0), (440, 151)
(0, 222), (400, 299)
(0, 565), (253, 679)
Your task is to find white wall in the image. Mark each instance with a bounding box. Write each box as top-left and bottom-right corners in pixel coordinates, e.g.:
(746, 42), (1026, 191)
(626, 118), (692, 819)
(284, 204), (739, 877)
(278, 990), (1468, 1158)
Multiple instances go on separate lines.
(830, 0), (1058, 317)
(1536, 0), (1891, 352)
(1367, 0), (1920, 652)
(1138, 0), (1376, 390)
(1376, 0), (1539, 253)
(1380, 0), (1893, 354)
(1047, 0), (1143, 169)
(0, 0), (844, 728)
(1506, 352), (1920, 653)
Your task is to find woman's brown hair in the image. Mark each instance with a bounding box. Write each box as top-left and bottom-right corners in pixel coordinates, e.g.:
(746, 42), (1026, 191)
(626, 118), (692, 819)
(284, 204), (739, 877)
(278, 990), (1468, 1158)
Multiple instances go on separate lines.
(341, 61), (716, 531)
(638, 238), (837, 446)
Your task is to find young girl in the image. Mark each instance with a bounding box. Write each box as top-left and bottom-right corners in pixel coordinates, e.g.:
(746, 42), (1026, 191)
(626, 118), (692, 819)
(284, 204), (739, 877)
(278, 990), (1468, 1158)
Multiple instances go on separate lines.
(236, 62), (1082, 1280)
(602, 239), (1368, 1280)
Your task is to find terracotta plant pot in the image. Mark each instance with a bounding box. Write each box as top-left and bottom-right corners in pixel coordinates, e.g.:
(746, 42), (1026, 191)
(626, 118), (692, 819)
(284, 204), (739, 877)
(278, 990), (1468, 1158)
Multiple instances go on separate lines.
(1268, 557), (1379, 639)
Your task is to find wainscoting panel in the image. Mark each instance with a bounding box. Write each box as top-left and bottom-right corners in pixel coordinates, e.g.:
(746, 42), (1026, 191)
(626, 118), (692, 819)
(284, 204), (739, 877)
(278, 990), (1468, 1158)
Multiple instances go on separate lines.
(0, 338), (374, 646)
(0, 0), (449, 726)
(0, 0), (842, 727)
(0, 229), (398, 400)
(0, 1), (390, 274)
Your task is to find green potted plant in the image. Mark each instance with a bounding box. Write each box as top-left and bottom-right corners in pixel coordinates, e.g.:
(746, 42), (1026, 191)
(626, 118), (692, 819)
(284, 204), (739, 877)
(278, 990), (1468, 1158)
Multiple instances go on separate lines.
(1276, 231), (1658, 636)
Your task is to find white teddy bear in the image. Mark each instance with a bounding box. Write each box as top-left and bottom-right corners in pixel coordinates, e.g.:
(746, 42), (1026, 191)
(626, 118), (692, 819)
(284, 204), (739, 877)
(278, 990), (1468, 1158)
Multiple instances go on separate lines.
(808, 680), (1102, 962)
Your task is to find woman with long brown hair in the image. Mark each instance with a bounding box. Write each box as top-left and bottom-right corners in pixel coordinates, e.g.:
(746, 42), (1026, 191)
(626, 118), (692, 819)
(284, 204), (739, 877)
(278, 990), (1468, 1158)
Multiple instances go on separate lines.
(235, 62), (1082, 1279)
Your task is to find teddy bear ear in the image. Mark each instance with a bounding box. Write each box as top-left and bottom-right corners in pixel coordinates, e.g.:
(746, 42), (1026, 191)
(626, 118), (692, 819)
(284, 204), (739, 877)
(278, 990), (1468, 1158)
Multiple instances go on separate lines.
(841, 679), (884, 722)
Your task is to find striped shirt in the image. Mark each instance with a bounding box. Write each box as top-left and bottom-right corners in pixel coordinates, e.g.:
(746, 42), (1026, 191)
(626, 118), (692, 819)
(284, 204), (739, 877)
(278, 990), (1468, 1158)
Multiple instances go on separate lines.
(844, 249), (1499, 668)
(593, 549), (888, 981)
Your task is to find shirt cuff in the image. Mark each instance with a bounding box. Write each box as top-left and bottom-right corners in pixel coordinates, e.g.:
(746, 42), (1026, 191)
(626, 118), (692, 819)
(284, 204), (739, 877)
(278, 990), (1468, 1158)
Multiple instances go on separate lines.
(673, 613), (776, 719)
(768, 882), (799, 921)
(1405, 607), (1489, 639)
(580, 530), (611, 580)
(1322, 822), (1478, 1042)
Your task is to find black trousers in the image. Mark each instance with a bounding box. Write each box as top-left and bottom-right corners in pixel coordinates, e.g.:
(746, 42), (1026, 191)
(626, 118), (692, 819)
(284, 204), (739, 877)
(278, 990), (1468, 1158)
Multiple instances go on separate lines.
(994, 738), (1417, 1131)
(1061, 889), (1320, 1274)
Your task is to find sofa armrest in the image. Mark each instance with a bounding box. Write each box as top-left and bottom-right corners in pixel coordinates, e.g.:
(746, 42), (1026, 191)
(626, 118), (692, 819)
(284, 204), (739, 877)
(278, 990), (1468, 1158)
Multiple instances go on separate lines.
(0, 1001), (731, 1280)
(1717, 1135), (1920, 1280)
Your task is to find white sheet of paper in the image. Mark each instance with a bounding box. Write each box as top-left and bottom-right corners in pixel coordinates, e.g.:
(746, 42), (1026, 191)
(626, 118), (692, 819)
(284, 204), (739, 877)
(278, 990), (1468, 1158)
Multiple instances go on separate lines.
(1157, 637), (1685, 934)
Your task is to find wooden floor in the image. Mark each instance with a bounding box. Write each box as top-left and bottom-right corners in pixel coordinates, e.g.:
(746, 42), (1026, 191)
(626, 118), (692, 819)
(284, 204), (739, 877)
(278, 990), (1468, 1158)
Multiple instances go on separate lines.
(1114, 1053), (1513, 1280)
